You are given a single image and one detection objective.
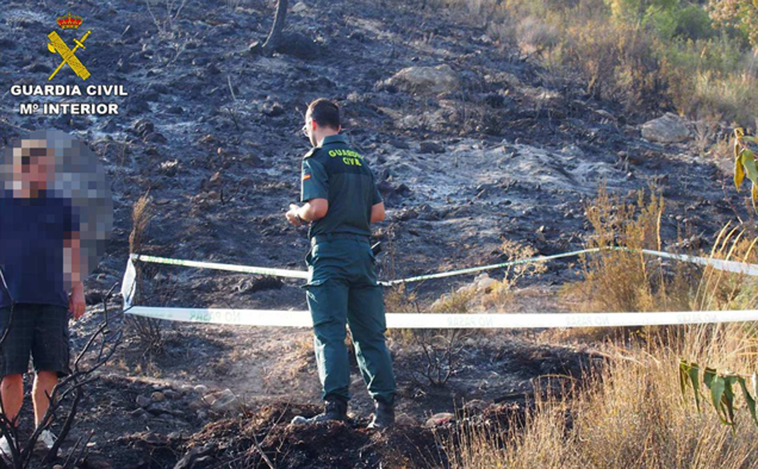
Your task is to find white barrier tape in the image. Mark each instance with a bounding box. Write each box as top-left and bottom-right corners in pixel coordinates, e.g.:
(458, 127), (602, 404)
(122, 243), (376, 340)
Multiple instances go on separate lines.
(130, 247), (758, 288)
(383, 248), (603, 285)
(128, 248), (603, 288)
(121, 257), (137, 308)
(130, 253), (309, 280)
(636, 248), (758, 277)
(125, 305), (758, 328)
(122, 257), (758, 328)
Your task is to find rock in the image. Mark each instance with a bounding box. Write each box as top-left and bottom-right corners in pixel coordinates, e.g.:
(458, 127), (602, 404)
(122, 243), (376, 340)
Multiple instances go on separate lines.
(174, 443), (216, 469)
(236, 277), (283, 293)
(461, 399), (488, 414)
(27, 62), (51, 73)
(276, 32), (320, 60)
(160, 160), (179, 176)
(204, 63), (221, 76)
(377, 180), (412, 201)
(388, 138), (410, 149)
(130, 408), (149, 421)
(164, 389), (181, 400)
(291, 1), (308, 13)
(348, 30), (365, 42)
(419, 141), (445, 154)
(477, 277), (497, 292)
(146, 402), (172, 416)
(483, 92), (506, 108)
(425, 412), (455, 427)
(640, 113), (690, 144)
(261, 101), (285, 117)
(209, 171), (222, 185)
(395, 413), (416, 426)
(132, 118), (154, 138)
(384, 64), (460, 94)
(209, 389), (240, 413)
(247, 41), (263, 54)
(136, 395), (151, 408)
(194, 384), (209, 395)
(151, 392), (165, 402)
(144, 132), (167, 144)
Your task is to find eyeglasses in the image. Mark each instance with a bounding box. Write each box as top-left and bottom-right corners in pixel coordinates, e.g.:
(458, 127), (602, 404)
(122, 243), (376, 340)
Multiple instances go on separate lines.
(301, 124), (309, 137)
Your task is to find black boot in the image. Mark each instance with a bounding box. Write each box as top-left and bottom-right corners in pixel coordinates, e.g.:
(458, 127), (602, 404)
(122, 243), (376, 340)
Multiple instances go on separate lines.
(291, 399), (348, 425)
(367, 400), (394, 430)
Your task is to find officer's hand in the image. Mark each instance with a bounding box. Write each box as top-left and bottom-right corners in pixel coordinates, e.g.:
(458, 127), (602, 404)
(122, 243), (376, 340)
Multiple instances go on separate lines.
(286, 204), (302, 227)
(69, 282), (86, 320)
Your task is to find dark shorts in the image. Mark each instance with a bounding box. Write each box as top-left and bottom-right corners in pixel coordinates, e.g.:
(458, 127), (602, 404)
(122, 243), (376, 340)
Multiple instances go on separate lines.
(0, 304), (71, 378)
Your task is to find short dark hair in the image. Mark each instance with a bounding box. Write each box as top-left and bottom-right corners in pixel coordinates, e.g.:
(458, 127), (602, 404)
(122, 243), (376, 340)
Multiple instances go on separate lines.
(307, 98), (340, 130)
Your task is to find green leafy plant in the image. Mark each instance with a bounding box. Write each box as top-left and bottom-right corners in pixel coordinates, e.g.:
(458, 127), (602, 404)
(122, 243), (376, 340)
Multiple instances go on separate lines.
(733, 127), (758, 210)
(679, 360), (758, 429)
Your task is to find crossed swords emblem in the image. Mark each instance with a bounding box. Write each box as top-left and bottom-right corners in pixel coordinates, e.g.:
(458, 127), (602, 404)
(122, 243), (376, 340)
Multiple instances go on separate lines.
(47, 30), (92, 81)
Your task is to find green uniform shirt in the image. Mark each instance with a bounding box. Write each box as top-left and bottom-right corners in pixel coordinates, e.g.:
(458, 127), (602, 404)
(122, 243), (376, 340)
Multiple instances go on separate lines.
(300, 134), (382, 239)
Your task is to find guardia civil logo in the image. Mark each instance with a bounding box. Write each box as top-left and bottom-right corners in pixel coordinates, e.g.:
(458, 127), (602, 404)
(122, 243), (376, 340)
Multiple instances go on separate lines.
(7, 11), (128, 116)
(47, 12), (92, 81)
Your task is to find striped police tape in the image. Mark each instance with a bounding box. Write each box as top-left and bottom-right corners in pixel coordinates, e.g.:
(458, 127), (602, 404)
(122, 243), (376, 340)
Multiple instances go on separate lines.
(122, 247), (758, 328)
(124, 304), (758, 328)
(130, 246), (758, 286)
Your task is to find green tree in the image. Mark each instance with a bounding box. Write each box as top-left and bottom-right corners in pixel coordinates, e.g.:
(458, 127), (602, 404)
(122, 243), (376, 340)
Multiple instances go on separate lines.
(709, 0), (758, 46)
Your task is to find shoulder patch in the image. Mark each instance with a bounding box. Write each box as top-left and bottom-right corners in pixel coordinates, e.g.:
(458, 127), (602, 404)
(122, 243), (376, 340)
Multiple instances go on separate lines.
(303, 147), (321, 159)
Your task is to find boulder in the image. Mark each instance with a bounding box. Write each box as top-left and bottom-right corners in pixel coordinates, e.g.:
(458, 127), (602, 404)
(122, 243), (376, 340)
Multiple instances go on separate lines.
(261, 101), (284, 117)
(209, 389), (241, 413)
(291, 1), (308, 13)
(385, 64), (459, 94)
(276, 32), (320, 60)
(477, 277), (497, 292)
(395, 413), (416, 426)
(640, 113), (690, 144)
(425, 412), (455, 427)
(419, 141), (445, 154)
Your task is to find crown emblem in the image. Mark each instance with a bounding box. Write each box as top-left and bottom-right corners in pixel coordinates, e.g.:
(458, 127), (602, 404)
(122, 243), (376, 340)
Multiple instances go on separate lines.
(56, 12), (83, 30)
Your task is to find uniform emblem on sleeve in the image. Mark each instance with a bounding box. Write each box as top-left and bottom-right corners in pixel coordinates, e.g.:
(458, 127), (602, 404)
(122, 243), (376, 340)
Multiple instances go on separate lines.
(302, 174), (311, 181)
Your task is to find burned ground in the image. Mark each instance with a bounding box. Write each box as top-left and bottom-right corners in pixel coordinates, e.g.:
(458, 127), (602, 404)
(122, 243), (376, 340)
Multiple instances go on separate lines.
(0, 0), (749, 466)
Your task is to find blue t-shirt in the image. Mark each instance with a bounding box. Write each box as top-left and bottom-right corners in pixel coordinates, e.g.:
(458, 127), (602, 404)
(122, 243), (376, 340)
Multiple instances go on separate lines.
(0, 190), (79, 308)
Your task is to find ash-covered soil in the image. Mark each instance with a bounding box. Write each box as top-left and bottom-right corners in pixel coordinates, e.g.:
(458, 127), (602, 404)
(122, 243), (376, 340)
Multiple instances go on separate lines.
(0, 0), (750, 466)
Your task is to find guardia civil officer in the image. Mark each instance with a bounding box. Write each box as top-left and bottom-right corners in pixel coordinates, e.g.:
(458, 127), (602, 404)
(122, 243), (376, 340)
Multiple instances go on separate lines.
(285, 98), (397, 429)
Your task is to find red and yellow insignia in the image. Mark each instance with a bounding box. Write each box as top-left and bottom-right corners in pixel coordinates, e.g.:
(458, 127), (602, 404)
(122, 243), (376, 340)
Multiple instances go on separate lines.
(302, 174), (311, 181)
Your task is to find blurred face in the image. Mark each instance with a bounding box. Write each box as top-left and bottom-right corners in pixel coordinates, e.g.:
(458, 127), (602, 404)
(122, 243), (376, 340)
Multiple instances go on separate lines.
(12, 140), (54, 198)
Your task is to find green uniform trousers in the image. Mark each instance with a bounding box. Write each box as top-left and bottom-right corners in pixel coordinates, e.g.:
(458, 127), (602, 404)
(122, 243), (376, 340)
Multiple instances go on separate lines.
(303, 235), (396, 405)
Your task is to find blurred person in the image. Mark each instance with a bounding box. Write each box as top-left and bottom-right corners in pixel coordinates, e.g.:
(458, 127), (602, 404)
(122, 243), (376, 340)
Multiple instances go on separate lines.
(0, 138), (84, 455)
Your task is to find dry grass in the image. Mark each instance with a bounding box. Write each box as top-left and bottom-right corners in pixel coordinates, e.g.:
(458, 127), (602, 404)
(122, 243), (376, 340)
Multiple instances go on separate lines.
(443, 323), (758, 468)
(128, 192), (153, 255)
(127, 193), (166, 354)
(441, 187), (758, 467)
(559, 184), (689, 321)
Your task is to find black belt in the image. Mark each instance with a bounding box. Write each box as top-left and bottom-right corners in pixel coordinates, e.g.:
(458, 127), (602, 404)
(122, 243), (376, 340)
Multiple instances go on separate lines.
(310, 232), (369, 245)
